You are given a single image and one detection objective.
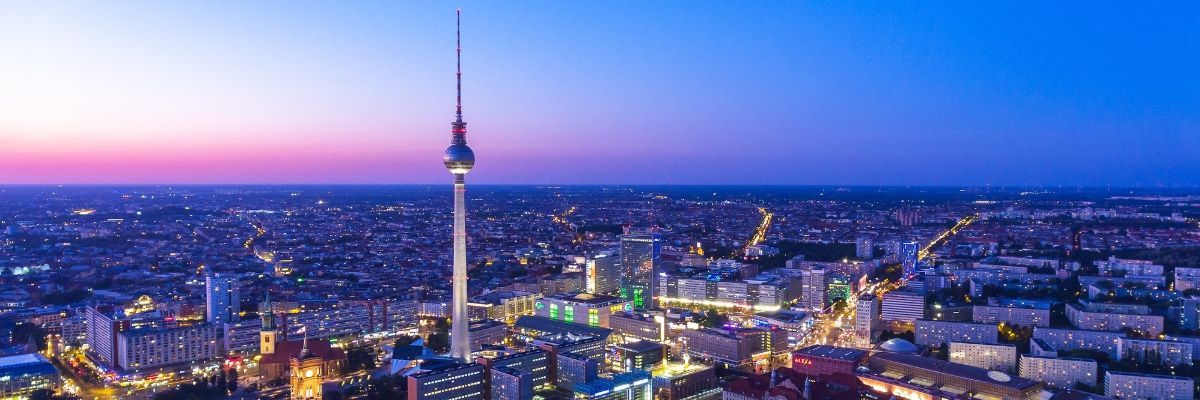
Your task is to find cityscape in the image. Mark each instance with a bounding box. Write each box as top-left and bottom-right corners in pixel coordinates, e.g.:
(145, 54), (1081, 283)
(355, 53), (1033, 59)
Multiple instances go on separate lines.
(2, 2), (1199, 400)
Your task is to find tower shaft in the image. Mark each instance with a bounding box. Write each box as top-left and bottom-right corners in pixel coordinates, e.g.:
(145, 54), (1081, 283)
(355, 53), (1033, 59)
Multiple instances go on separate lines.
(449, 174), (470, 361)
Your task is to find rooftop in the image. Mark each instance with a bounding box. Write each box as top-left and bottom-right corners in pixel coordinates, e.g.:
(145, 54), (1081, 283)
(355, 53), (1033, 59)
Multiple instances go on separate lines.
(871, 352), (1042, 390)
(794, 345), (868, 362)
(544, 291), (625, 305)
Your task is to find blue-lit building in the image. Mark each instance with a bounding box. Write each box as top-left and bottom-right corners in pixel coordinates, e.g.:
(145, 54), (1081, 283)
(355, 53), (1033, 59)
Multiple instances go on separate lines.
(900, 241), (919, 275)
(0, 353), (59, 398)
(573, 370), (653, 400)
(620, 232), (663, 309)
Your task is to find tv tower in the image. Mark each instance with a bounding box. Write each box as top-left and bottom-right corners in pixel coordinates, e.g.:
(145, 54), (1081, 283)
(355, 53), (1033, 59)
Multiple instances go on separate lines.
(444, 9), (475, 363)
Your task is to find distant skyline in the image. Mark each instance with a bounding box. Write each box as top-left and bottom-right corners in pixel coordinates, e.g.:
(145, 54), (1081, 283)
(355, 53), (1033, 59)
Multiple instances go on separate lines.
(1, 2), (1197, 186)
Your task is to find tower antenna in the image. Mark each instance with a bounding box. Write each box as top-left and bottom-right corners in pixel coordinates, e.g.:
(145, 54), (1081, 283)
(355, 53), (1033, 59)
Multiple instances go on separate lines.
(455, 8), (463, 124)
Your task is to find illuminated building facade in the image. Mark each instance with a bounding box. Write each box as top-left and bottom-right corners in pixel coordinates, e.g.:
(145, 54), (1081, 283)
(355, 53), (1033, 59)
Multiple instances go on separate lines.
(620, 232), (662, 309)
(205, 273), (240, 326)
(534, 292), (629, 328)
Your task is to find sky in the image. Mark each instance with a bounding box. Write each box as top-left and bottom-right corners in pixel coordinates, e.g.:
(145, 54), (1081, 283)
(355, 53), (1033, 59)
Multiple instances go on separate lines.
(0, 2), (1197, 186)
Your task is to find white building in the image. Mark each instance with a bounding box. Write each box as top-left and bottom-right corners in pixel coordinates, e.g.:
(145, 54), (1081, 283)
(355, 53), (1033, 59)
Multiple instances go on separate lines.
(1117, 338), (1193, 366)
(1066, 303), (1164, 336)
(1018, 355), (1097, 389)
(1033, 327), (1124, 358)
(948, 342), (1016, 373)
(205, 273), (240, 326)
(800, 267), (827, 313)
(117, 324), (219, 371)
(1105, 371), (1193, 400)
(972, 305), (1050, 327)
(854, 294), (881, 349)
(1176, 268), (1200, 292)
(881, 290), (924, 327)
(914, 319), (998, 346)
(1096, 256), (1164, 277)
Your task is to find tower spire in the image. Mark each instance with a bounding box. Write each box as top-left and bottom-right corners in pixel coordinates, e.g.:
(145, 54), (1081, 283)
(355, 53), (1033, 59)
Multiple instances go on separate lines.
(451, 8), (466, 145)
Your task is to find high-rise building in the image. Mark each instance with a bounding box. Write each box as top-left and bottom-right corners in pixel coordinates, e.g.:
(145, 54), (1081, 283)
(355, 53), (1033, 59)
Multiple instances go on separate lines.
(206, 273), (240, 326)
(800, 266), (826, 313)
(585, 253), (621, 295)
(854, 294), (881, 348)
(881, 290), (925, 328)
(620, 232), (662, 309)
(900, 242), (919, 275)
(443, 9), (477, 363)
(856, 236), (874, 260)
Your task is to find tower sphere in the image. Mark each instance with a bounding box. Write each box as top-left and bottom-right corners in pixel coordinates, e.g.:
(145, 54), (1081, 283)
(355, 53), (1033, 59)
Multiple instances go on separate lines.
(443, 142), (474, 174)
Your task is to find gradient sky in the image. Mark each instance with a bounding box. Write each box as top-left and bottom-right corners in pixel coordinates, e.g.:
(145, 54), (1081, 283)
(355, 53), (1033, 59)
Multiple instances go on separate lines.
(1, 2), (1197, 186)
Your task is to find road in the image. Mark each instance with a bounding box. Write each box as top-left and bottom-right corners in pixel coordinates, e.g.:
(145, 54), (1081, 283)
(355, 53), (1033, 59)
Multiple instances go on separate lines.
(737, 207), (773, 257)
(796, 214), (978, 350)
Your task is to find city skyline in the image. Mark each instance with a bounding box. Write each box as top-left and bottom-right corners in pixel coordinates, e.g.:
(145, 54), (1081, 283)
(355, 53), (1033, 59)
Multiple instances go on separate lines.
(2, 2), (1198, 186)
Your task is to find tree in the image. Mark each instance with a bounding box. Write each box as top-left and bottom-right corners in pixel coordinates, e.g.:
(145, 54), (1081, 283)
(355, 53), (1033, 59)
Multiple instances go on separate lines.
(426, 318), (451, 354)
(701, 310), (729, 328)
(343, 344), (378, 373)
(226, 368), (238, 394)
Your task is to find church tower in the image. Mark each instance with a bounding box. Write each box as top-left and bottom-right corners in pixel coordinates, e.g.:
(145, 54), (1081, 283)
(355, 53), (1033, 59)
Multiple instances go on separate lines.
(260, 293), (277, 355)
(290, 328), (323, 400)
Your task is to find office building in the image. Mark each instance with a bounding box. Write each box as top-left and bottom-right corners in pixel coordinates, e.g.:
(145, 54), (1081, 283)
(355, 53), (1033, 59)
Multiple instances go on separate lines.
(490, 365), (533, 400)
(469, 320), (508, 351)
(1105, 371), (1193, 400)
(407, 362), (486, 400)
(680, 327), (785, 372)
(854, 294), (881, 348)
(443, 9), (477, 363)
(653, 363), (718, 400)
(467, 291), (538, 324)
(620, 232), (662, 309)
(751, 310), (813, 343)
(556, 352), (599, 391)
(614, 341), (663, 371)
(881, 290), (925, 329)
(1032, 327), (1124, 358)
(914, 319), (999, 346)
(572, 370), (652, 400)
(586, 253), (621, 295)
(534, 292), (629, 328)
(948, 342), (1017, 373)
(608, 312), (665, 342)
(791, 345), (867, 377)
(205, 273), (240, 326)
(800, 266), (827, 313)
(0, 353), (59, 399)
(117, 324), (220, 371)
(479, 349), (550, 390)
(1018, 355), (1097, 389)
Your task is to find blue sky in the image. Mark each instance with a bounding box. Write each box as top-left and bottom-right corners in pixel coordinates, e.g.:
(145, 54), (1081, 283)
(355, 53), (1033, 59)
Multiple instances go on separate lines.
(0, 1), (1196, 185)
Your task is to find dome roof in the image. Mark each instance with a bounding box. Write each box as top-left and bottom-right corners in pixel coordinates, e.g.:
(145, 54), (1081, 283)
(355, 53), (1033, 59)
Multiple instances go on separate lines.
(443, 143), (475, 174)
(878, 338), (919, 353)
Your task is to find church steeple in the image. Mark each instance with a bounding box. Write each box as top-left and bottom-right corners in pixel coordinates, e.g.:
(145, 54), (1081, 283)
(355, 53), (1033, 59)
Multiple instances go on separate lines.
(260, 292), (277, 355)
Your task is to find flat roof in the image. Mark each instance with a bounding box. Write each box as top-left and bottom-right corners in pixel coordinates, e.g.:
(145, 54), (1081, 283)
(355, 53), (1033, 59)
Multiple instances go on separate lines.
(794, 345), (867, 361)
(872, 352), (1042, 391)
(1106, 370), (1194, 381)
(616, 340), (663, 352)
(545, 292), (624, 305)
